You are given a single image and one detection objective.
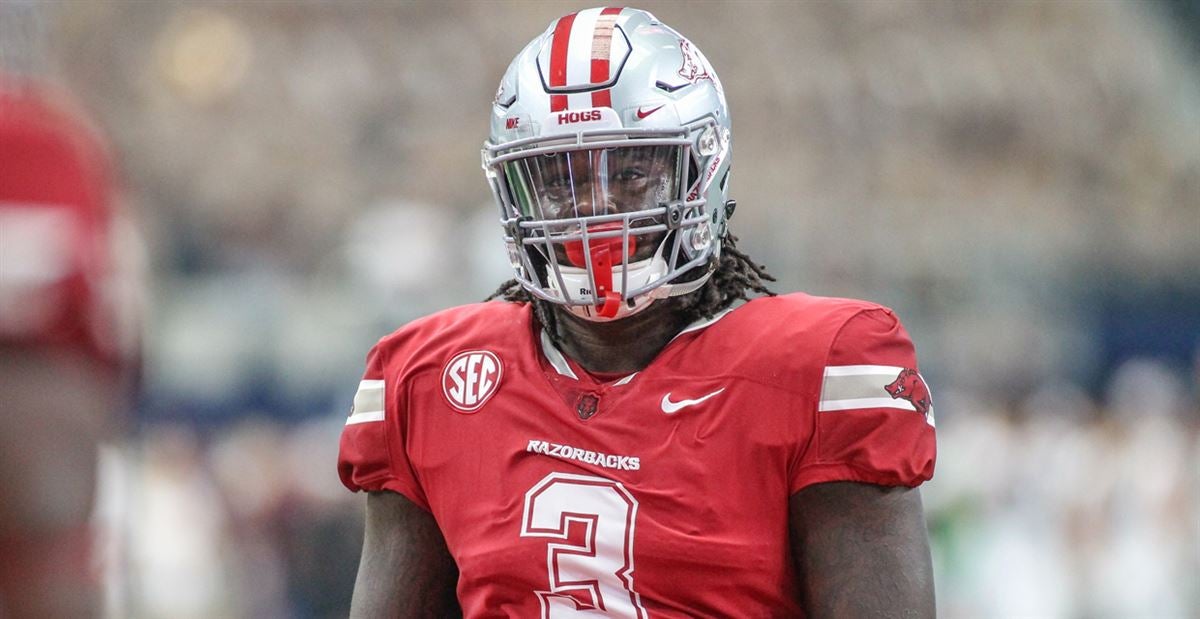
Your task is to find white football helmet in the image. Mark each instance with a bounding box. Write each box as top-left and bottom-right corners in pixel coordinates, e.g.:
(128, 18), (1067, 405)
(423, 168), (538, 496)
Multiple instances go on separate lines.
(483, 7), (733, 321)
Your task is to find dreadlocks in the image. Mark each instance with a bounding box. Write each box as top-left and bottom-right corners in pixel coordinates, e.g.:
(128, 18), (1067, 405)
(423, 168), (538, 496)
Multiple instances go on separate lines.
(483, 232), (776, 341)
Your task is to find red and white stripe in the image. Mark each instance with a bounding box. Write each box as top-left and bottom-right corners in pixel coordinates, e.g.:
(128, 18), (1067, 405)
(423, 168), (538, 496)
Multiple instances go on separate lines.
(818, 365), (915, 412)
(547, 7), (625, 112)
(346, 379), (385, 425)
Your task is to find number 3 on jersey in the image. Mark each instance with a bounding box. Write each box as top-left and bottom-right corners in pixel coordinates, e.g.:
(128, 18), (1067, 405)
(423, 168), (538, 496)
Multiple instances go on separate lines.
(521, 472), (648, 618)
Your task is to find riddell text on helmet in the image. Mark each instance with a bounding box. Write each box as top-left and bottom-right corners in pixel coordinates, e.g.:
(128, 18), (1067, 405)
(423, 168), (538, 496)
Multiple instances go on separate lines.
(526, 439), (641, 471)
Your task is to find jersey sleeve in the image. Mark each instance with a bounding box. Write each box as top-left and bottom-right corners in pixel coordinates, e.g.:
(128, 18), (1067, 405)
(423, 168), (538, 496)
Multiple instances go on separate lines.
(336, 342), (431, 511)
(790, 307), (937, 493)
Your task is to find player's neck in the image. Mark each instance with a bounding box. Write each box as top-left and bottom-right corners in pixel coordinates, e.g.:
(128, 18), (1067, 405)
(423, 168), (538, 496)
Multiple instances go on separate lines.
(550, 302), (690, 375)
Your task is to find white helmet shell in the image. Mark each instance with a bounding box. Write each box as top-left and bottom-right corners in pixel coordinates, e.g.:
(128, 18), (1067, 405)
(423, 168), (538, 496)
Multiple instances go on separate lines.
(483, 7), (732, 321)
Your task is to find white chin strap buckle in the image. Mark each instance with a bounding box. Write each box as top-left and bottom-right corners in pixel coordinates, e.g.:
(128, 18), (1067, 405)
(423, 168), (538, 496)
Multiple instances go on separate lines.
(551, 256), (668, 322)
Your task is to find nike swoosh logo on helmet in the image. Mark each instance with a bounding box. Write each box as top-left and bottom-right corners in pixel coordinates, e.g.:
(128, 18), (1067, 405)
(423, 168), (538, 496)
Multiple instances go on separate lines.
(636, 104), (665, 120)
(661, 388), (725, 414)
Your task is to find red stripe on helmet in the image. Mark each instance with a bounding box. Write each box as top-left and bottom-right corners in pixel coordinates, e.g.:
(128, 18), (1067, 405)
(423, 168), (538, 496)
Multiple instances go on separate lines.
(590, 89), (611, 109)
(548, 12), (577, 112)
(589, 7), (623, 109)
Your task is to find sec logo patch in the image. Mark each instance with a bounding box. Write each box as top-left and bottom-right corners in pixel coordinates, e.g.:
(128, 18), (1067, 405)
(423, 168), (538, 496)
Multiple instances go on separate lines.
(442, 350), (502, 413)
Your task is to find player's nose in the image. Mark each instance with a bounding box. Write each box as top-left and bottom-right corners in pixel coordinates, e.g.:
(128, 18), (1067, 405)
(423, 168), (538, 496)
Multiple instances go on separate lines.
(572, 186), (608, 217)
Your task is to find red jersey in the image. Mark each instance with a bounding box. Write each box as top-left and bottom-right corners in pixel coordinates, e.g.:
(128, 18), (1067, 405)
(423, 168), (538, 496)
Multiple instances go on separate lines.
(338, 293), (936, 617)
(0, 78), (133, 368)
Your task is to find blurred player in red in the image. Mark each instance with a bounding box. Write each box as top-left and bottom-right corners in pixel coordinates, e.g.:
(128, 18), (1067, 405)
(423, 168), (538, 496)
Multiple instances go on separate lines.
(0, 74), (138, 617)
(340, 7), (936, 617)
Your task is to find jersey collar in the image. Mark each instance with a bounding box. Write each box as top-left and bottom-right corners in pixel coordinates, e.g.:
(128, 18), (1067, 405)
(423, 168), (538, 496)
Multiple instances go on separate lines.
(539, 329), (580, 380)
(537, 306), (734, 384)
(671, 307), (734, 341)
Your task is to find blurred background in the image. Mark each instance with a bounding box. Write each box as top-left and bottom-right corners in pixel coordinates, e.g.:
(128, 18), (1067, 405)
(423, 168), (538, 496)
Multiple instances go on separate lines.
(1, 0), (1198, 617)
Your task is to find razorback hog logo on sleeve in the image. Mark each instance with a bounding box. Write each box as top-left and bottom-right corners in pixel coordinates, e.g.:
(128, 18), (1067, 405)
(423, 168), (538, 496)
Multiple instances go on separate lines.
(442, 350), (503, 413)
(884, 368), (932, 416)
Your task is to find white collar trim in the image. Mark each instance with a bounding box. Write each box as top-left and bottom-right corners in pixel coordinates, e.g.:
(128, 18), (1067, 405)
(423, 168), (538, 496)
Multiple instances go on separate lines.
(671, 307), (734, 341)
(613, 372), (638, 386)
(540, 329), (578, 379)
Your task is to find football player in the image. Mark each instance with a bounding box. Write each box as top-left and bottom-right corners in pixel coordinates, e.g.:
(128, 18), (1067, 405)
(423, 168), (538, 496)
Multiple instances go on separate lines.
(340, 7), (936, 617)
(0, 75), (138, 617)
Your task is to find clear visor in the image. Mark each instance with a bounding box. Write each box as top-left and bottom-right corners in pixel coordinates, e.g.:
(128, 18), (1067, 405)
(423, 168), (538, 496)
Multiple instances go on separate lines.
(501, 145), (682, 264)
(503, 145), (681, 220)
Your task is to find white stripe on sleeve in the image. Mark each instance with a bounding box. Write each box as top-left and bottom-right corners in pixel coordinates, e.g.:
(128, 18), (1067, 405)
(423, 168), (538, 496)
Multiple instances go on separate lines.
(345, 379), (385, 425)
(823, 364), (905, 377)
(818, 365), (910, 413)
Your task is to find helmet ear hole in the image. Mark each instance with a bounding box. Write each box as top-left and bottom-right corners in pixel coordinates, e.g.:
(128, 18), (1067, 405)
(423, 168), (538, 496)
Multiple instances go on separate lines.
(685, 156), (701, 193)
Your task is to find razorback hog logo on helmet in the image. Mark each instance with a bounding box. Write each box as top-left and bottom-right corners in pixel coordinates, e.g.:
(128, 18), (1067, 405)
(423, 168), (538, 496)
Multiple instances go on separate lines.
(884, 368), (932, 416)
(442, 350), (503, 413)
(677, 40), (712, 84)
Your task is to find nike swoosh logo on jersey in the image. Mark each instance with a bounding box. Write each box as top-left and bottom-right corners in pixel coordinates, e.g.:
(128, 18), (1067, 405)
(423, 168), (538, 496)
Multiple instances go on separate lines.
(636, 105), (665, 120)
(661, 388), (725, 414)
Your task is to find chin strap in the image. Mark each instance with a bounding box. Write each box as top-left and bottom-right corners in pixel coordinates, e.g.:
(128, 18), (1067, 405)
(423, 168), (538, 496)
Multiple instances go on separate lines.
(652, 260), (716, 299)
(564, 223), (636, 318)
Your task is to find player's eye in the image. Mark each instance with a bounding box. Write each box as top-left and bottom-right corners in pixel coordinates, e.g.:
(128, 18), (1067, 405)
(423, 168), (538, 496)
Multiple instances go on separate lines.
(542, 165), (576, 193)
(545, 175), (571, 189)
(613, 168), (645, 182)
